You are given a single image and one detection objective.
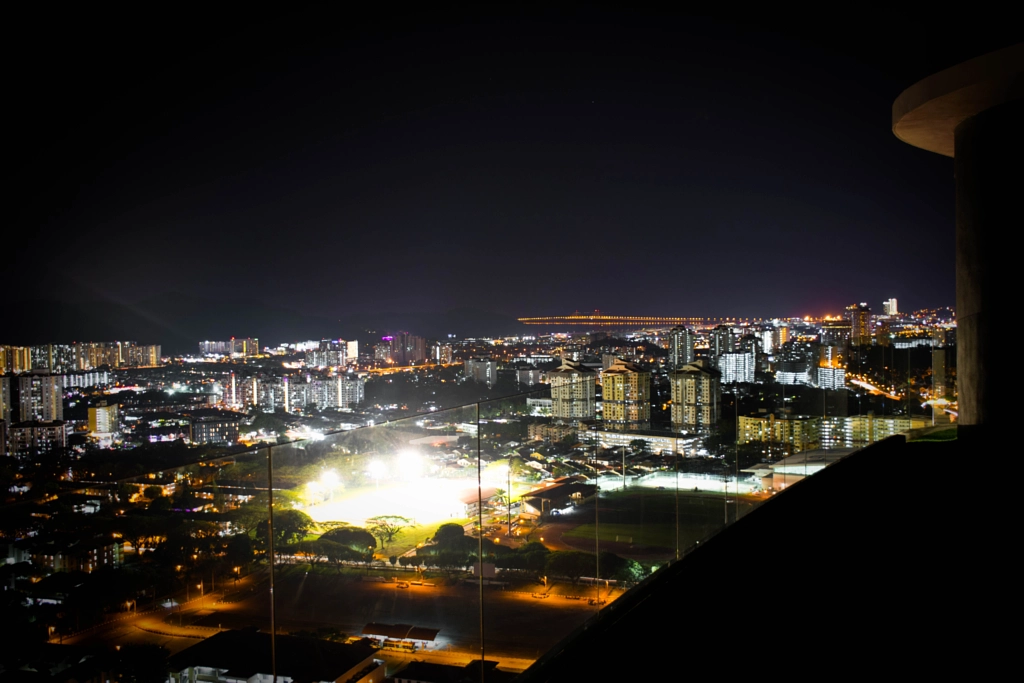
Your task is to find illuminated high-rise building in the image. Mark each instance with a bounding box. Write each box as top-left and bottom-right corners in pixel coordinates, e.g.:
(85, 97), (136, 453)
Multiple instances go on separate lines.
(719, 352), (756, 384)
(432, 342), (453, 364)
(874, 320), (892, 347)
(846, 303), (872, 346)
(0, 376), (12, 423)
(199, 340), (231, 355)
(233, 338), (260, 357)
(18, 374), (63, 422)
(669, 360), (720, 434)
(338, 373), (365, 409)
(737, 333), (762, 355)
(0, 345), (31, 374)
(62, 370), (111, 389)
(76, 342), (121, 369)
(819, 345), (845, 369)
(199, 338), (259, 357)
(237, 376), (259, 407)
(820, 318), (852, 347)
(389, 333), (427, 365)
(817, 366), (846, 390)
(7, 421), (66, 457)
(738, 414), (820, 454)
(30, 344), (77, 374)
(88, 401), (120, 435)
(548, 359), (596, 424)
(259, 378), (285, 413)
(771, 325), (790, 352)
(601, 358), (651, 430)
(775, 360), (811, 386)
(283, 376), (311, 413)
(709, 325), (736, 363)
(465, 358), (498, 387)
(668, 326), (696, 369)
(306, 340), (346, 368)
(310, 375), (356, 410)
(124, 344), (161, 367)
(883, 298), (899, 316)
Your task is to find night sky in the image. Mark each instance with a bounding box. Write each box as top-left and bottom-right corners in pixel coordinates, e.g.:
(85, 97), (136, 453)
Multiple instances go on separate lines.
(8, 9), (1013, 342)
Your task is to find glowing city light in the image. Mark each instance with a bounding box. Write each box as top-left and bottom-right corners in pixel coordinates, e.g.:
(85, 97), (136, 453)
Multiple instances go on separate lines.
(367, 460), (386, 483)
(397, 451), (425, 480)
(320, 469), (340, 488)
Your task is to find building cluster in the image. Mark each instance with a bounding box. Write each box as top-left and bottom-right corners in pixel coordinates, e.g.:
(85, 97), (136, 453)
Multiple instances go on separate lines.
(543, 355), (719, 435)
(222, 371), (365, 413)
(198, 337), (260, 357)
(373, 333), (428, 365)
(304, 339), (348, 368)
(2, 341), (161, 374)
(1, 339), (160, 457)
(452, 297), (954, 455)
(1, 373), (68, 457)
(738, 412), (927, 453)
(0, 299), (954, 461)
(6, 532), (123, 574)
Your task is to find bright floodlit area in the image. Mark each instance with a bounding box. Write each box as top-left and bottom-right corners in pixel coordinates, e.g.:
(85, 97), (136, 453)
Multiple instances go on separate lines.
(597, 472), (761, 494)
(303, 478), (475, 527)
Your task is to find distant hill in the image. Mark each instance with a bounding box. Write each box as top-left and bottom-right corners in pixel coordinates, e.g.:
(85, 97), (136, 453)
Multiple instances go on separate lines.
(5, 294), (527, 354)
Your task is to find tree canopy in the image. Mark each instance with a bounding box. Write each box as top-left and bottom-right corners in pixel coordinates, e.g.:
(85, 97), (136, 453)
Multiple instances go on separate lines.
(545, 550), (594, 585)
(366, 516), (414, 550)
(255, 509), (313, 553)
(433, 523), (466, 546)
(319, 526), (376, 554)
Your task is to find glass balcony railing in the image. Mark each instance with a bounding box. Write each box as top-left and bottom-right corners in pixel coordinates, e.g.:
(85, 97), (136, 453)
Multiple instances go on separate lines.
(0, 384), (915, 681)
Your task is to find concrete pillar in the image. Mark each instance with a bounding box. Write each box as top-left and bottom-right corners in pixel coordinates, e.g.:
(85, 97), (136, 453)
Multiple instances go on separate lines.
(954, 100), (1021, 437)
(892, 44), (1023, 444)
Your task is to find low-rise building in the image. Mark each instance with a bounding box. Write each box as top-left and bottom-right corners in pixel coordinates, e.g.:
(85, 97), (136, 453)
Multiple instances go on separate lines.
(528, 422), (576, 442)
(521, 477), (596, 518)
(21, 533), (123, 573)
(167, 629), (386, 683)
(190, 413), (242, 445)
(584, 428), (693, 455)
(738, 414), (821, 454)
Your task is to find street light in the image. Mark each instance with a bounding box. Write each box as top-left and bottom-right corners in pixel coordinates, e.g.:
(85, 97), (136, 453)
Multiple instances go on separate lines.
(367, 460), (385, 489)
(621, 446), (627, 490)
(504, 459), (513, 537)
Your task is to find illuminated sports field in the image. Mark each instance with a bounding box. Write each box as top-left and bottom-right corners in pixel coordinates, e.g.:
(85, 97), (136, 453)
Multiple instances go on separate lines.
(303, 478), (476, 527)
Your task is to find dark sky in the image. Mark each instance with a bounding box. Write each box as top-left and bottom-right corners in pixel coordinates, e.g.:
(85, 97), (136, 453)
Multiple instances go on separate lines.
(8, 9), (1013, 331)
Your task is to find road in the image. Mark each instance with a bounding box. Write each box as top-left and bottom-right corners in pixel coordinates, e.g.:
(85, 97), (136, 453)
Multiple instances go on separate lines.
(59, 567), (608, 668)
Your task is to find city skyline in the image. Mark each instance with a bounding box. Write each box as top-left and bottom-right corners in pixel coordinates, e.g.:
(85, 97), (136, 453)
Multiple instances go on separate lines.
(5, 294), (951, 354)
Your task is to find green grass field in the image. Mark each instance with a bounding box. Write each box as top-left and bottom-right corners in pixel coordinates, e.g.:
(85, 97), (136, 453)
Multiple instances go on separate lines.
(560, 488), (757, 556)
(563, 522), (676, 548)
